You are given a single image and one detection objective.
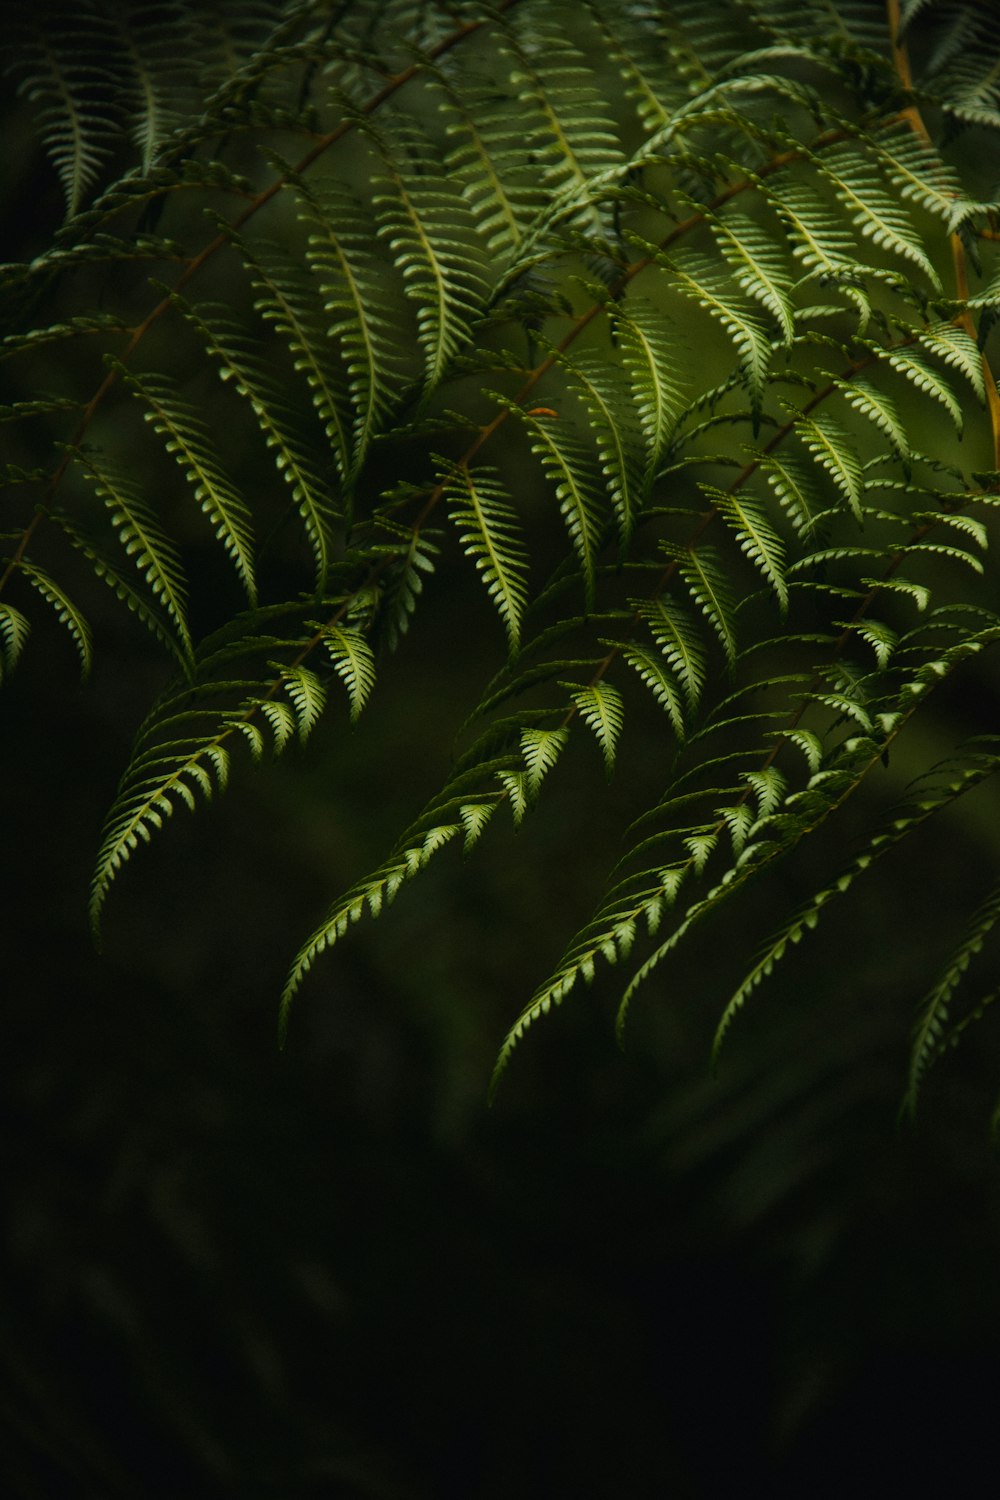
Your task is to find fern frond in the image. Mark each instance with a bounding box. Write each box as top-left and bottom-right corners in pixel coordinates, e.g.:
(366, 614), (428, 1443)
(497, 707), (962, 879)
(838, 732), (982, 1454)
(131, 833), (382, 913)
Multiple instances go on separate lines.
(17, 558), (92, 678)
(500, 13), (624, 230)
(371, 117), (492, 389)
(792, 409), (864, 521)
(717, 747), (1000, 1064)
(916, 323), (985, 405)
(8, 10), (121, 216)
(761, 177), (874, 322)
(709, 486), (789, 613)
(870, 121), (973, 232)
(566, 679), (624, 773)
(435, 64), (542, 260)
(300, 175), (408, 477)
(702, 207), (795, 343)
(280, 664), (327, 743)
(0, 603), (31, 682)
(499, 398), (607, 605)
(279, 820), (464, 1042)
(634, 595), (708, 710)
(814, 143), (941, 289)
(91, 729), (231, 938)
(618, 644), (688, 740)
(441, 461), (529, 649)
(876, 345), (965, 435)
(113, 3), (195, 174)
(521, 725), (570, 794)
(119, 365), (258, 605)
(835, 376), (910, 459)
(664, 543), (739, 669)
(319, 624), (376, 723)
(905, 877), (1000, 1117)
(176, 298), (337, 587)
(659, 248), (773, 427)
(560, 345), (645, 545)
(72, 451), (193, 663)
(611, 299), (685, 481)
(233, 232), (352, 487)
(55, 514), (191, 671)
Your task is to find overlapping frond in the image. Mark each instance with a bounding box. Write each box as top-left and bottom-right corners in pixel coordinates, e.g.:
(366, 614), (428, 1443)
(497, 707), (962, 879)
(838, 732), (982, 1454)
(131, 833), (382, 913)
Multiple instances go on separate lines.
(4, 0), (1000, 1123)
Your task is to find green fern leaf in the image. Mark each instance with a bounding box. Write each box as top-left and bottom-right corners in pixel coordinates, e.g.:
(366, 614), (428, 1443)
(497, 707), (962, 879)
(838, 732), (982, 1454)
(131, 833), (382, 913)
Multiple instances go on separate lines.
(300, 176), (407, 477)
(120, 365), (258, 605)
(911, 876), (1000, 1110)
(372, 118), (491, 389)
(878, 346), (965, 435)
(709, 486), (789, 612)
(497, 768), (530, 826)
(611, 299), (684, 480)
(663, 249), (772, 426)
(73, 451), (193, 663)
(566, 680), (624, 772)
(918, 323), (986, 405)
(234, 232), (352, 486)
(500, 399), (606, 604)
(442, 461), (529, 649)
(18, 559), (92, 678)
(702, 207), (795, 343)
(91, 734), (231, 937)
(56, 514), (192, 671)
(834, 377), (910, 459)
(459, 798), (499, 852)
(753, 449), (823, 537)
(435, 65), (540, 259)
(815, 144), (941, 289)
(761, 177), (873, 322)
(871, 121), (973, 233)
(793, 409), (864, 521)
(279, 821), (463, 1042)
(178, 299), (337, 588)
(619, 643), (687, 739)
(715, 750), (1000, 1064)
(500, 19), (624, 232)
(560, 347), (643, 545)
(521, 726), (570, 794)
(280, 664), (327, 743)
(665, 544), (738, 668)
(320, 625), (376, 723)
(634, 594), (707, 708)
(0, 602), (31, 682)
(9, 12), (121, 216)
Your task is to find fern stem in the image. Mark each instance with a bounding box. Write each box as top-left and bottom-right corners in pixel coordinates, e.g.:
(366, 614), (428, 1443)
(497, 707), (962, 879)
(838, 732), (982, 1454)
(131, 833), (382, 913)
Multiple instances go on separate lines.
(886, 0), (1000, 470)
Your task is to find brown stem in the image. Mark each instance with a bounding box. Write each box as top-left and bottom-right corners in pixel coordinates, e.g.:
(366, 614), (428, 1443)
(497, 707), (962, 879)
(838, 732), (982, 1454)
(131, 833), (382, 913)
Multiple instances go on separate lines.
(885, 0), (1000, 468)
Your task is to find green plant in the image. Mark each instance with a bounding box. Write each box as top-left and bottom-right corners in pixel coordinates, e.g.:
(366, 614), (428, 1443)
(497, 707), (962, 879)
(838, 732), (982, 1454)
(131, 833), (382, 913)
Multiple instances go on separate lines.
(3, 0), (1000, 1119)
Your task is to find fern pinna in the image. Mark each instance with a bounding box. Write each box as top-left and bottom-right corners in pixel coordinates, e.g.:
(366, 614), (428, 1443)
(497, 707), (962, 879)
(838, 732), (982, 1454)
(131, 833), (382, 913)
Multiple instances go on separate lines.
(3, 0), (1000, 1121)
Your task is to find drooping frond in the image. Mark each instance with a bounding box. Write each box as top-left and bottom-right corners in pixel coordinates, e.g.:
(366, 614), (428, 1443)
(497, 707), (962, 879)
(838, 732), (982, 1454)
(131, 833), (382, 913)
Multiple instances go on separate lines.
(71, 451), (194, 665)
(298, 174), (410, 479)
(566, 679), (624, 773)
(499, 399), (607, 604)
(118, 365), (258, 605)
(7, 8), (121, 217)
(904, 871), (1000, 1118)
(4, 0), (1000, 1127)
(370, 116), (493, 389)
(441, 461), (529, 649)
(175, 298), (338, 587)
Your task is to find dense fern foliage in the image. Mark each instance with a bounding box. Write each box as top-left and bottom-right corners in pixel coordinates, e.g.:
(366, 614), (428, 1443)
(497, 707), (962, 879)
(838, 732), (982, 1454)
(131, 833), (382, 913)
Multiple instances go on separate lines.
(4, 0), (1000, 1118)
